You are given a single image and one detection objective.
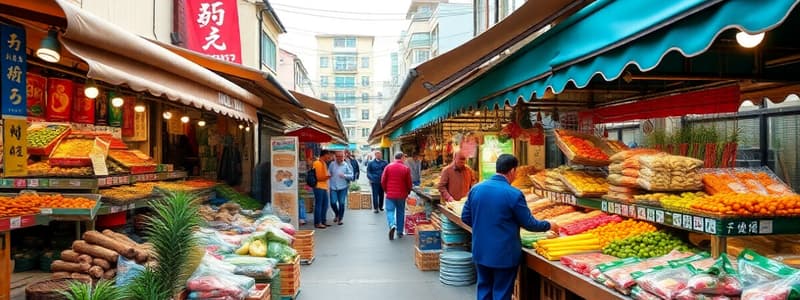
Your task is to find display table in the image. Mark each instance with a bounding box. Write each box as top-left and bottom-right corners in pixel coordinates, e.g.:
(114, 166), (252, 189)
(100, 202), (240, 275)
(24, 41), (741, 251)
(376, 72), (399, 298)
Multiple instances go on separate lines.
(437, 204), (472, 233)
(521, 249), (626, 300)
(413, 186), (440, 203)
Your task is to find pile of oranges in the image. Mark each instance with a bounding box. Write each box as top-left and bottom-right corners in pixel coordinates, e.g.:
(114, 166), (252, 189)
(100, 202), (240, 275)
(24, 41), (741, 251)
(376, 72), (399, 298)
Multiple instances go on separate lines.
(586, 219), (657, 247)
(0, 194), (96, 218)
(561, 135), (609, 161)
(690, 193), (800, 216)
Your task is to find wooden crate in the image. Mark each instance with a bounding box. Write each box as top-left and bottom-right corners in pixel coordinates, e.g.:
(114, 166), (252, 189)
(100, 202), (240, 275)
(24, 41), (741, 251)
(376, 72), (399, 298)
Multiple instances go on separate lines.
(360, 192), (372, 209)
(348, 192), (361, 209)
(413, 246), (441, 271)
(246, 283), (271, 300)
(294, 230), (314, 264)
(540, 277), (568, 300)
(277, 256), (300, 297)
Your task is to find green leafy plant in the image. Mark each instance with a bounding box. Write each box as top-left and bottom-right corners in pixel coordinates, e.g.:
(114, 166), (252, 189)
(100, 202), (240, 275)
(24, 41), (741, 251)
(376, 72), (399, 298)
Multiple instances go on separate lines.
(61, 280), (124, 300)
(127, 191), (203, 300)
(349, 182), (361, 192)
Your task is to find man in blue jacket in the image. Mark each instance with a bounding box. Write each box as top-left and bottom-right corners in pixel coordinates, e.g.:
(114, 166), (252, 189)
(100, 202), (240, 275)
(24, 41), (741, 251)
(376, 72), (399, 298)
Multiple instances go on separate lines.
(367, 151), (389, 213)
(462, 154), (558, 300)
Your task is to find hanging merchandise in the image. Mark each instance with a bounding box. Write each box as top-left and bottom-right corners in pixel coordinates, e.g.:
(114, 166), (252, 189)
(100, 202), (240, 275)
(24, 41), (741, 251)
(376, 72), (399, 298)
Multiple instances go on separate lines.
(26, 72), (46, 121)
(121, 97), (135, 136)
(72, 83), (96, 124)
(530, 123), (545, 146)
(218, 136), (243, 186)
(108, 92), (123, 127)
(46, 77), (73, 122)
(94, 91), (109, 125)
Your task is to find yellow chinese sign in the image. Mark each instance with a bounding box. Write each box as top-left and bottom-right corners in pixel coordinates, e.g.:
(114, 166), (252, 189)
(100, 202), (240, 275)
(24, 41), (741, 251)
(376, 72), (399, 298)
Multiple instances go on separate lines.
(3, 117), (26, 177)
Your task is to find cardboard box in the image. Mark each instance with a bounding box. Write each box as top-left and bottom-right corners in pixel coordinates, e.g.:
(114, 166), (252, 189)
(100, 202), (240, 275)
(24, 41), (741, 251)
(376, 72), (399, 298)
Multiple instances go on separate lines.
(415, 224), (442, 251)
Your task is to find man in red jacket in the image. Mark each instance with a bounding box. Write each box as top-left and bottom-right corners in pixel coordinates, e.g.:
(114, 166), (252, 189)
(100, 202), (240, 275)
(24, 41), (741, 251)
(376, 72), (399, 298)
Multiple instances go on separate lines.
(381, 152), (412, 240)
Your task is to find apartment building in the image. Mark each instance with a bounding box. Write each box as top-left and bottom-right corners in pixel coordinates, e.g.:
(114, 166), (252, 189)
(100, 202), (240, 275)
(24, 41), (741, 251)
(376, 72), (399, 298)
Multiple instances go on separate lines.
(277, 49), (315, 96)
(316, 35), (377, 151)
(473, 0), (526, 35)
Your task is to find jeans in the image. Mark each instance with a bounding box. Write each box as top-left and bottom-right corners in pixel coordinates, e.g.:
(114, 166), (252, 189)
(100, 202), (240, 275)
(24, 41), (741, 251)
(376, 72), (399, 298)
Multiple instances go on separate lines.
(298, 197), (306, 222)
(312, 188), (329, 225)
(370, 182), (384, 210)
(329, 188), (348, 221)
(412, 180), (421, 186)
(475, 264), (517, 300)
(385, 198), (406, 235)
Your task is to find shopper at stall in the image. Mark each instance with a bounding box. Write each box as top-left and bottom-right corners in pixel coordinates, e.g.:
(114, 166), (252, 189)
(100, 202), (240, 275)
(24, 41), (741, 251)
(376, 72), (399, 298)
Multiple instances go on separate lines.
(312, 150), (333, 229)
(367, 150), (389, 213)
(438, 150), (478, 202)
(329, 151), (354, 225)
(406, 152), (423, 186)
(381, 152), (412, 240)
(462, 154), (557, 300)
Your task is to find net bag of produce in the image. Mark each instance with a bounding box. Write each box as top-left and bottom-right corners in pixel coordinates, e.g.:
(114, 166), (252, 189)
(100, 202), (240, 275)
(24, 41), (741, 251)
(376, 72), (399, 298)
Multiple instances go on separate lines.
(633, 264), (696, 299)
(687, 255), (742, 296)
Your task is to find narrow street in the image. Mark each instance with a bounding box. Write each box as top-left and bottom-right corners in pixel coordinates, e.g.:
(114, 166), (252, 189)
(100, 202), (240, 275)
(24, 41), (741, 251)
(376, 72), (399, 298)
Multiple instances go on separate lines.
(297, 168), (475, 299)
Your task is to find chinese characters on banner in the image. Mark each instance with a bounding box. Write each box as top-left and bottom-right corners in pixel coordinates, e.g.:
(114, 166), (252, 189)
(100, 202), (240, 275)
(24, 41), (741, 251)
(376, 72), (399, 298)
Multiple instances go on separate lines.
(2, 24), (26, 116)
(184, 0), (243, 64)
(3, 118), (27, 177)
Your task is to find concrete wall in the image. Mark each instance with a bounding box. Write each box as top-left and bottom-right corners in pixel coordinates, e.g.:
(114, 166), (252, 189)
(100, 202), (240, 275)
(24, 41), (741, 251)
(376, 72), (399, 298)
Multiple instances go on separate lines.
(433, 4), (473, 55)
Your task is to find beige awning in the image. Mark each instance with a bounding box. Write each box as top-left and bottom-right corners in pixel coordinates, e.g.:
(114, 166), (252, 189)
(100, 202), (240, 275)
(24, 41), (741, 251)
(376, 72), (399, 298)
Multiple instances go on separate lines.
(290, 91), (348, 143)
(0, 0), (262, 123)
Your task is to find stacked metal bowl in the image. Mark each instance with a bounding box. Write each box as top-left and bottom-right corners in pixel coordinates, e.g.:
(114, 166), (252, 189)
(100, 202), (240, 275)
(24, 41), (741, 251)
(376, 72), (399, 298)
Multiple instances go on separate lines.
(439, 250), (476, 286)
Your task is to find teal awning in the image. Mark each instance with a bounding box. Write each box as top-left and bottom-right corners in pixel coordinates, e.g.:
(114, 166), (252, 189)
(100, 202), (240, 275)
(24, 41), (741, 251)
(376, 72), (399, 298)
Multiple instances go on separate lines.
(391, 0), (799, 138)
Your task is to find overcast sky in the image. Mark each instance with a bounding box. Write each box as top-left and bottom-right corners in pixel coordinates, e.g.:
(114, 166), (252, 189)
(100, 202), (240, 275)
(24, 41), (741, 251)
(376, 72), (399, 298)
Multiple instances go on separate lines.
(269, 0), (470, 83)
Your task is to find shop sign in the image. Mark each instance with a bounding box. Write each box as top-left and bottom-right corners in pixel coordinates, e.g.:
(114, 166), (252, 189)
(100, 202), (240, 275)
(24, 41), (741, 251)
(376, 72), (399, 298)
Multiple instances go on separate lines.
(72, 83), (96, 124)
(1, 24), (26, 117)
(184, 0), (243, 64)
(46, 78), (74, 122)
(121, 96), (135, 136)
(26, 73), (45, 120)
(218, 93), (244, 112)
(270, 136), (299, 228)
(479, 135), (514, 181)
(3, 117), (27, 177)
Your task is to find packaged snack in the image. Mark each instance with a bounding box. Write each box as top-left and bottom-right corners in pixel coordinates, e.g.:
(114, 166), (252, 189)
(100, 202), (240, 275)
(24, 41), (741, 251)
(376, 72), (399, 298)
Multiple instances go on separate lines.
(738, 249), (798, 289)
(676, 289), (737, 300)
(560, 252), (619, 276)
(741, 273), (800, 300)
(633, 265), (696, 300)
(591, 257), (642, 289)
(688, 255), (742, 296)
(631, 286), (662, 300)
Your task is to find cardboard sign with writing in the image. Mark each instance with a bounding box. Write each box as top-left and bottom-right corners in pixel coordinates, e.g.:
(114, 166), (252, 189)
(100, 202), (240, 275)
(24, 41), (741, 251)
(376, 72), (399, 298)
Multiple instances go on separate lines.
(89, 137), (110, 176)
(46, 78), (73, 121)
(26, 72), (46, 120)
(3, 117), (27, 177)
(72, 83), (96, 124)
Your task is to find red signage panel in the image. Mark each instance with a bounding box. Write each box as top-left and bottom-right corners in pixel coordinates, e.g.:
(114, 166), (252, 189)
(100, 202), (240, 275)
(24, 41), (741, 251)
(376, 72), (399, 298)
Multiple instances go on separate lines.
(184, 0), (243, 64)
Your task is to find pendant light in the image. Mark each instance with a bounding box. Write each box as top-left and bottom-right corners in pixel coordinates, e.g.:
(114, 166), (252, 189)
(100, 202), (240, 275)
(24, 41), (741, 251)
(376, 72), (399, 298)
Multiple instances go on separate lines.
(238, 124), (244, 129)
(162, 111), (172, 119)
(110, 91), (124, 107)
(180, 115), (190, 123)
(197, 120), (206, 127)
(134, 104), (146, 113)
(36, 29), (61, 63)
(245, 125), (251, 132)
(736, 31), (765, 48)
(84, 79), (99, 99)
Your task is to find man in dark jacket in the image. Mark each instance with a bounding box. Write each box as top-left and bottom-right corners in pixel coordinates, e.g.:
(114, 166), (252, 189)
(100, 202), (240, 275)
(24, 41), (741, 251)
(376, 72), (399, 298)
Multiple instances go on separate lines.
(366, 151), (389, 213)
(381, 152), (412, 240)
(346, 151), (360, 181)
(462, 154), (558, 300)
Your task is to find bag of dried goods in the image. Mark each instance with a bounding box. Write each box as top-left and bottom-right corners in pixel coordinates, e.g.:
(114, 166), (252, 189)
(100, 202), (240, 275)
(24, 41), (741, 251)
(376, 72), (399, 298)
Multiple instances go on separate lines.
(738, 249), (798, 289)
(631, 286), (662, 300)
(608, 174), (638, 187)
(560, 252), (619, 276)
(610, 149), (661, 162)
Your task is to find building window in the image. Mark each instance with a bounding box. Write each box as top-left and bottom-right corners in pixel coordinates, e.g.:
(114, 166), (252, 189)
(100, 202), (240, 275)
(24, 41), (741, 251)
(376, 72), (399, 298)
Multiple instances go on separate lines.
(341, 108), (355, 121)
(361, 109), (369, 120)
(320, 92), (328, 100)
(320, 76), (328, 87)
(413, 50), (430, 64)
(474, 0), (487, 35)
(334, 37), (356, 48)
(362, 93), (369, 102)
(334, 55), (357, 72)
(335, 92), (356, 105)
(361, 128), (369, 137)
(260, 32), (277, 70)
(361, 57), (369, 68)
(409, 33), (431, 48)
(334, 76), (356, 88)
(346, 127), (355, 137)
(361, 76), (370, 87)
(320, 56), (329, 68)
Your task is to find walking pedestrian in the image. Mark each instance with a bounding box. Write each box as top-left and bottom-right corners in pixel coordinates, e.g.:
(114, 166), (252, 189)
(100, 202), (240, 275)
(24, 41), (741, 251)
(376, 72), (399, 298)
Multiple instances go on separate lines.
(462, 154), (558, 300)
(406, 152), (423, 186)
(328, 151), (354, 225)
(367, 150), (388, 213)
(312, 150), (333, 229)
(381, 152), (412, 240)
(438, 150), (478, 202)
(346, 151), (360, 181)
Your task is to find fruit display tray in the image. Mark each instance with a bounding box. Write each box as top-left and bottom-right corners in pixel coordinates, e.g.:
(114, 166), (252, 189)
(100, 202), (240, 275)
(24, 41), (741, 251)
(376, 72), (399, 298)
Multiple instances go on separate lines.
(554, 129), (615, 167)
(48, 138), (94, 167)
(27, 125), (71, 156)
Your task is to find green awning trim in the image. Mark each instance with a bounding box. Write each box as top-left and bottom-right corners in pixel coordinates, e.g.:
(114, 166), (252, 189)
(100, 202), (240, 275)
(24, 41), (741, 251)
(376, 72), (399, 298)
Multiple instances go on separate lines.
(391, 0), (799, 138)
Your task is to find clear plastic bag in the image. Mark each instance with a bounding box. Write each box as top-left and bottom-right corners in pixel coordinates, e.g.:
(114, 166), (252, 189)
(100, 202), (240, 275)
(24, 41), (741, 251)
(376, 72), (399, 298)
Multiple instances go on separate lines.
(267, 242), (298, 263)
(687, 255), (742, 296)
(633, 265), (696, 300)
(195, 229), (239, 255)
(675, 289), (736, 300)
(738, 249), (798, 290)
(115, 256), (144, 287)
(631, 286), (661, 300)
(187, 261), (255, 300)
(741, 273), (800, 300)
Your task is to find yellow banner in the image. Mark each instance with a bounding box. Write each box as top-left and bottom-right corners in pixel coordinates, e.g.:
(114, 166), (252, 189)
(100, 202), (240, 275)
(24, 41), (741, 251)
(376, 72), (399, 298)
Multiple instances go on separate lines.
(3, 117), (27, 177)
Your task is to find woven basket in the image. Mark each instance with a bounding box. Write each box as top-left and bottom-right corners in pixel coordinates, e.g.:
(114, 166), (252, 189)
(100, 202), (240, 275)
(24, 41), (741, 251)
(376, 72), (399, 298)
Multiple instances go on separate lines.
(25, 278), (92, 300)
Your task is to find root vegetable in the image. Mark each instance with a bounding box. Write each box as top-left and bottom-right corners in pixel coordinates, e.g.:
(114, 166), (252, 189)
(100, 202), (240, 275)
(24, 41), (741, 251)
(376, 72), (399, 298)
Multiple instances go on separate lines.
(60, 250), (81, 263)
(70, 273), (93, 282)
(51, 260), (91, 273)
(73, 240), (118, 263)
(88, 265), (104, 279)
(102, 229), (138, 247)
(92, 258), (111, 270)
(52, 272), (71, 279)
(77, 254), (93, 265)
(102, 269), (116, 280)
(84, 230), (136, 258)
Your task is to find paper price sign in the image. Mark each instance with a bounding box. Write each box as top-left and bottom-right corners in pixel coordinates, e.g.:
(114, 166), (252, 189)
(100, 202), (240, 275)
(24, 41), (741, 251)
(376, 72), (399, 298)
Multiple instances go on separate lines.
(673, 213), (683, 227)
(693, 216), (704, 231)
(704, 218), (717, 234)
(10, 216), (20, 229)
(601, 201), (608, 212)
(655, 210), (664, 223)
(40, 208), (52, 215)
(3, 118), (27, 177)
(683, 215), (692, 229)
(646, 209), (655, 222)
(638, 207), (647, 219)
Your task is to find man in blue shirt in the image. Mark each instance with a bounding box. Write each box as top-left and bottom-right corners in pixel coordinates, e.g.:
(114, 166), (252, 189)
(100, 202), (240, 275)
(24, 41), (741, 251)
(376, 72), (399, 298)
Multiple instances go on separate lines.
(328, 151), (354, 225)
(367, 151), (389, 213)
(462, 154), (557, 300)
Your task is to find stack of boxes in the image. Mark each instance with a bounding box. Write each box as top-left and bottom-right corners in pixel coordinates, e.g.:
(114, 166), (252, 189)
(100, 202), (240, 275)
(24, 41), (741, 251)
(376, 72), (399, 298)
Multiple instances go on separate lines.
(414, 224), (442, 271)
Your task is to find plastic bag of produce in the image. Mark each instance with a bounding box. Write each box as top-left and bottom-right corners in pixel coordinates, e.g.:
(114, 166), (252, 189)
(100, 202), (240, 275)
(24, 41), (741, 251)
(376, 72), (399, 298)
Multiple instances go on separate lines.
(633, 264), (696, 299)
(116, 256), (145, 287)
(187, 260), (255, 299)
(608, 174), (638, 187)
(675, 289), (736, 300)
(603, 250), (694, 294)
(610, 149), (661, 162)
(591, 257), (641, 290)
(741, 272), (800, 300)
(195, 229), (239, 255)
(560, 252), (619, 276)
(631, 286), (662, 300)
(223, 256), (278, 278)
(687, 255), (742, 296)
(267, 242), (298, 263)
(670, 252), (721, 271)
(738, 249), (798, 290)
(265, 226), (294, 245)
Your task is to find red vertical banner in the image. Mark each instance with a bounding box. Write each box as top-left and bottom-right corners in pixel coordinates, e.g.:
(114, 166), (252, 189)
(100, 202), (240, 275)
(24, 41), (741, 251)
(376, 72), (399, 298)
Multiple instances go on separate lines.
(26, 73), (46, 121)
(72, 83), (96, 124)
(121, 97), (135, 137)
(184, 0), (242, 64)
(46, 78), (73, 122)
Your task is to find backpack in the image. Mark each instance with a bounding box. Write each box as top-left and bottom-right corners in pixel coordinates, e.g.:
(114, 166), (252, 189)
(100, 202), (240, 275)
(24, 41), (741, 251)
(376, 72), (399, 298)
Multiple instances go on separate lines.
(306, 165), (318, 188)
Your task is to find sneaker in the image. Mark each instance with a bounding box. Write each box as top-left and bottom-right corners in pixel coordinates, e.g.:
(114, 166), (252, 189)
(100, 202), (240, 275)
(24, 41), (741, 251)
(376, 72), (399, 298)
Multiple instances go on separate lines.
(380, 208), (385, 211)
(398, 232), (404, 239)
(373, 210), (379, 214)
(389, 226), (396, 241)
(333, 217), (339, 223)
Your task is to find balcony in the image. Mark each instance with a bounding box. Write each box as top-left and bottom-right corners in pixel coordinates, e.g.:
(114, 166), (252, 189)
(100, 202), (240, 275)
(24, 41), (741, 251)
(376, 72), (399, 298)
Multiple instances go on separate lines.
(333, 66), (358, 73)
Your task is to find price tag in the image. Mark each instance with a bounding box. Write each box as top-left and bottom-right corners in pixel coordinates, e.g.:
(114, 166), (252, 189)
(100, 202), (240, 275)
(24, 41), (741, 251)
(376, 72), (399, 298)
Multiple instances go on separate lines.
(621, 205), (629, 216)
(570, 195), (577, 205)
(601, 201), (608, 212)
(13, 178), (26, 188)
(121, 176), (129, 184)
(759, 220), (773, 234)
(704, 218), (717, 234)
(39, 179), (49, 187)
(614, 204), (621, 215)
(110, 206), (121, 213)
(40, 208), (52, 215)
(646, 208), (655, 222)
(673, 213), (683, 227)
(27, 178), (39, 187)
(10, 216), (21, 229)
(97, 178), (106, 187)
(655, 210), (664, 223)
(693, 216), (704, 231)
(111, 176), (120, 185)
(0, 179), (13, 187)
(638, 207), (647, 219)
(69, 179), (82, 187)
(683, 215), (692, 229)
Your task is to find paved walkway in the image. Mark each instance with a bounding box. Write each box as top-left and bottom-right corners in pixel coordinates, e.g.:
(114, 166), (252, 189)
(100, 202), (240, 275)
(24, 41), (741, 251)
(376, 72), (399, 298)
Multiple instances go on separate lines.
(296, 208), (476, 300)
